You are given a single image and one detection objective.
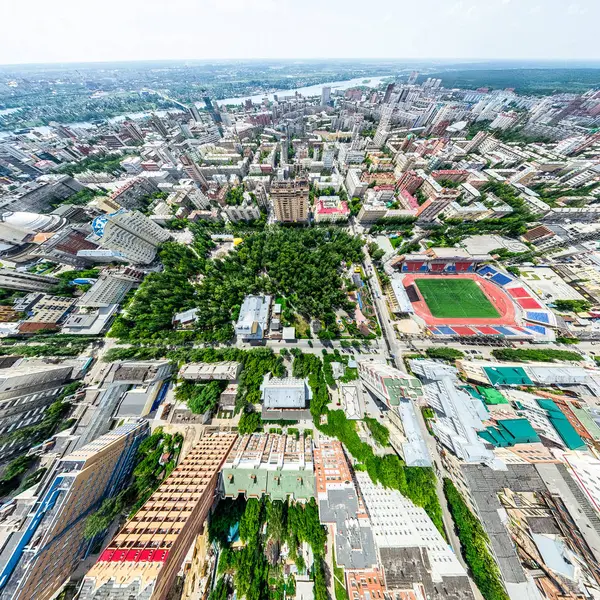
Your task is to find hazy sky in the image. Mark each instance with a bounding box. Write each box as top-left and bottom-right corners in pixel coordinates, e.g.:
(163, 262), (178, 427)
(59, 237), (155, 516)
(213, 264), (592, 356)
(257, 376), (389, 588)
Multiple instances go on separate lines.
(2, 0), (599, 65)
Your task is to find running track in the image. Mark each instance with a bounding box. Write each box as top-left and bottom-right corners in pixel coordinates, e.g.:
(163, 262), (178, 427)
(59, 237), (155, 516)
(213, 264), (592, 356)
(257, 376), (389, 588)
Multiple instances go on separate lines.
(402, 273), (517, 326)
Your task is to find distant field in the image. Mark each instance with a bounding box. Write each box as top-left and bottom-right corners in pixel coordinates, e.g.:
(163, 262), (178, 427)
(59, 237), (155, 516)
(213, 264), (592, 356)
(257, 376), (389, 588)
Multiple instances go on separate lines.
(421, 68), (600, 95)
(415, 278), (500, 319)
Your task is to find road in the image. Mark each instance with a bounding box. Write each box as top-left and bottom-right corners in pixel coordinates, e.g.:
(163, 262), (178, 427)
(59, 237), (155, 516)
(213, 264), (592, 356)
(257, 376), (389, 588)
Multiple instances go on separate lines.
(360, 247), (484, 600)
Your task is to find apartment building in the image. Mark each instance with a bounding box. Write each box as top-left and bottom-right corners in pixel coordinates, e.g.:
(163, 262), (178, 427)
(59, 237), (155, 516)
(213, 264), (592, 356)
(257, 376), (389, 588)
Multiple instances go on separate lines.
(271, 179), (309, 223)
(79, 433), (237, 600)
(221, 433), (315, 500)
(0, 422), (149, 600)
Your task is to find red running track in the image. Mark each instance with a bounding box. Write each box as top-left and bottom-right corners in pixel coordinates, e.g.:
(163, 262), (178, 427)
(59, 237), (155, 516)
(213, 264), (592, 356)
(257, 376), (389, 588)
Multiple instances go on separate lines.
(402, 273), (517, 326)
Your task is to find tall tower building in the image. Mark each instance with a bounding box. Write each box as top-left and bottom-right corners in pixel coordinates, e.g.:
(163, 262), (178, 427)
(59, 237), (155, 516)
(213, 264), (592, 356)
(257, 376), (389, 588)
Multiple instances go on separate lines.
(90, 210), (171, 265)
(321, 86), (331, 106)
(180, 154), (209, 191)
(271, 179), (309, 223)
(79, 433), (237, 600)
(383, 83), (395, 103)
(0, 421), (149, 600)
(374, 105), (394, 148)
(150, 113), (169, 138)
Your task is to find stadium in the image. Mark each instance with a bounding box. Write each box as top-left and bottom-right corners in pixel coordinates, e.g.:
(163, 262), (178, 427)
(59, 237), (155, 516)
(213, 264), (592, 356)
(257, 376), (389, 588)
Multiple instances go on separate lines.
(391, 250), (557, 341)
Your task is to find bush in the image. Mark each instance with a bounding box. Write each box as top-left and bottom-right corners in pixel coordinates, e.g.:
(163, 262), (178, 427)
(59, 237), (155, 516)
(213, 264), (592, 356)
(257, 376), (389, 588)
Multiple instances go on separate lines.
(444, 479), (509, 600)
(363, 416), (390, 446)
(491, 348), (582, 362)
(425, 347), (464, 361)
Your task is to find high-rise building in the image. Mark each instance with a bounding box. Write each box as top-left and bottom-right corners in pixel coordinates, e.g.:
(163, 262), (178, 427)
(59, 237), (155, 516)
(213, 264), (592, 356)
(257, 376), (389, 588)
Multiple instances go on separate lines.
(0, 362), (74, 452)
(271, 179), (309, 223)
(396, 171), (423, 195)
(77, 268), (144, 308)
(79, 433), (237, 600)
(321, 86), (331, 106)
(463, 130), (491, 154)
(383, 83), (395, 103)
(122, 121), (145, 144)
(180, 154), (209, 191)
(345, 169), (368, 199)
(374, 105), (394, 148)
(0, 421), (149, 600)
(149, 113), (169, 138)
(90, 210), (171, 265)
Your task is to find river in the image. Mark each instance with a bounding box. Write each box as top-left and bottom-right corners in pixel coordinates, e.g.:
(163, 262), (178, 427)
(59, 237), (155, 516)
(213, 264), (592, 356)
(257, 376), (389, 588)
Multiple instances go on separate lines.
(215, 75), (391, 106)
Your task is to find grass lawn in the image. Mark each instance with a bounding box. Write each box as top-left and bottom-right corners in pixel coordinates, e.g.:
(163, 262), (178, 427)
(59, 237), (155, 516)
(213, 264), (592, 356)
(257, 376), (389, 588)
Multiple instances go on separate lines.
(415, 278), (500, 319)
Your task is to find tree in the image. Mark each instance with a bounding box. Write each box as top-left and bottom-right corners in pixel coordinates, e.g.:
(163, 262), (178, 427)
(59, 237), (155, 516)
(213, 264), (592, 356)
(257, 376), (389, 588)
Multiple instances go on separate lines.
(240, 498), (263, 542)
(425, 347), (464, 361)
(238, 409), (262, 434)
(554, 299), (591, 313)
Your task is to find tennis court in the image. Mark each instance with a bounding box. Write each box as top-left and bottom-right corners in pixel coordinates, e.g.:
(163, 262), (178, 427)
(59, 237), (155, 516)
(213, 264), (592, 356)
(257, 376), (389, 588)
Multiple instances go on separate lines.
(415, 278), (500, 319)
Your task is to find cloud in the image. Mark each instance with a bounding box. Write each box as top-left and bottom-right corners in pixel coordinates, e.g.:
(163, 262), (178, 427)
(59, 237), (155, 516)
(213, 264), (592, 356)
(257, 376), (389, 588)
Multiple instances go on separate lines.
(567, 3), (587, 15)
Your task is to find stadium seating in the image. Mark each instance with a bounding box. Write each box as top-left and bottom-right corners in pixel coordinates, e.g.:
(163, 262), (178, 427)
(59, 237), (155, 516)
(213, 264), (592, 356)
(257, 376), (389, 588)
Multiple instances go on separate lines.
(525, 311), (550, 324)
(490, 273), (513, 286)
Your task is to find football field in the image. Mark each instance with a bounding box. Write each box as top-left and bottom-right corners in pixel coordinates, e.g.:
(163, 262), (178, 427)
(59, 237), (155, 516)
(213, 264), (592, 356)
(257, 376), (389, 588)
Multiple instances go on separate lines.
(414, 278), (500, 319)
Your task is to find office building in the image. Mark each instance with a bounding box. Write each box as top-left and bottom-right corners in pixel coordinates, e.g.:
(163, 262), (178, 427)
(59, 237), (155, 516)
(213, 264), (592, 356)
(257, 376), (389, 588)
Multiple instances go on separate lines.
(314, 197), (350, 222)
(108, 178), (158, 211)
(374, 105), (394, 148)
(358, 360), (430, 467)
(77, 268), (144, 308)
(223, 202), (261, 222)
(321, 86), (331, 106)
(180, 154), (209, 190)
(79, 433), (237, 600)
(221, 433), (315, 500)
(357, 204), (388, 224)
(0, 268), (59, 292)
(315, 439), (378, 570)
(90, 210), (171, 265)
(345, 169), (368, 199)
(355, 472), (471, 593)
(0, 422), (149, 600)
(271, 179), (309, 223)
(0, 361), (74, 442)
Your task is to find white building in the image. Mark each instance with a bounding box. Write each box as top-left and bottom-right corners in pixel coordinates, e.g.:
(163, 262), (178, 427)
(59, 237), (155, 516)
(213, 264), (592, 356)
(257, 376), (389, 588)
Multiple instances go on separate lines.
(234, 295), (271, 341)
(260, 374), (311, 409)
(345, 169), (368, 199)
(355, 472), (467, 582)
(77, 269), (143, 308)
(89, 210), (171, 265)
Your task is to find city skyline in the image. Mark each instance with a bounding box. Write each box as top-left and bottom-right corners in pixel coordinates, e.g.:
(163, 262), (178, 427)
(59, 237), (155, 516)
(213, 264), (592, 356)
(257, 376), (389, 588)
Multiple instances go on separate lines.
(2, 0), (600, 65)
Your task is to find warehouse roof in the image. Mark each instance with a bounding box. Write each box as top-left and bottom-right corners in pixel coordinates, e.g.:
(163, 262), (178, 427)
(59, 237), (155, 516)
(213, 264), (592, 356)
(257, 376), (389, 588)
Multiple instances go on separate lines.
(484, 366), (533, 386)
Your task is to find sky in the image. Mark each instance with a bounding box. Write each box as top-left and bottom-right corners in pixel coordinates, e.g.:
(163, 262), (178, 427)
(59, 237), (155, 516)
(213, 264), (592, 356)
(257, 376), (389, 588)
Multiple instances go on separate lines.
(2, 0), (599, 65)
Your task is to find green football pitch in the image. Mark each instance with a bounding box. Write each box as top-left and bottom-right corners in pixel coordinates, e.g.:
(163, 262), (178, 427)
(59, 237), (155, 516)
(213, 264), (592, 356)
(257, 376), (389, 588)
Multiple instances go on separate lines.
(414, 278), (500, 319)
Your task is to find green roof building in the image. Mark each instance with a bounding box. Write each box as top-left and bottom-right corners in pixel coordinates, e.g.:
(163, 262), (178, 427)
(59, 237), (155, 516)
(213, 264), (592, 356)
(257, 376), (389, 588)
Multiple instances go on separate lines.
(536, 399), (586, 450)
(483, 366), (533, 387)
(478, 387), (510, 405)
(478, 418), (540, 447)
(221, 433), (316, 501)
